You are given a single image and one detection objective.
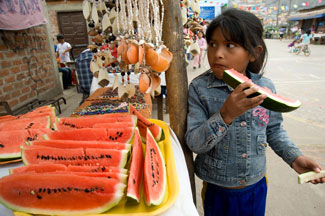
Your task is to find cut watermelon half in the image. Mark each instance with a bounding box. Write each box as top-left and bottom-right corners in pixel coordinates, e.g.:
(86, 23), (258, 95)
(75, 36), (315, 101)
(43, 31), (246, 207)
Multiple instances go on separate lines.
(143, 129), (167, 206)
(223, 69), (302, 112)
(0, 116), (51, 131)
(126, 128), (144, 203)
(0, 173), (125, 215)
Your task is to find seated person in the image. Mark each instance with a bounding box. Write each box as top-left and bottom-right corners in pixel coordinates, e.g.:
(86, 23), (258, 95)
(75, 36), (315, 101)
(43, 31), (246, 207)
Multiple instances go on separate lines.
(56, 34), (73, 89)
(75, 49), (94, 104)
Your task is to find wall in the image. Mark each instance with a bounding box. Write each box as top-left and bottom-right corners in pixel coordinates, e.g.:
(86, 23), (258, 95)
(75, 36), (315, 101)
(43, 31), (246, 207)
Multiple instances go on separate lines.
(0, 1), (62, 112)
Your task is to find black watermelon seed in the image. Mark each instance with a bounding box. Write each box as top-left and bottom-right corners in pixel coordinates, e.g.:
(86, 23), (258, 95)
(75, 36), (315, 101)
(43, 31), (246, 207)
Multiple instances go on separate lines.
(62, 188), (66, 192)
(37, 195), (42, 199)
(47, 188), (51, 194)
(102, 167), (106, 171)
(58, 188), (61, 192)
(107, 176), (111, 179)
(85, 188), (90, 193)
(38, 188), (42, 193)
(43, 188), (46, 192)
(133, 178), (136, 184)
(53, 189), (57, 193)
(67, 187), (72, 191)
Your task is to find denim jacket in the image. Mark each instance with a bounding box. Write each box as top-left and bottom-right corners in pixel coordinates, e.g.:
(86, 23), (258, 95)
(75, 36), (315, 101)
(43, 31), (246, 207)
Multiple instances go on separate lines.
(185, 70), (303, 187)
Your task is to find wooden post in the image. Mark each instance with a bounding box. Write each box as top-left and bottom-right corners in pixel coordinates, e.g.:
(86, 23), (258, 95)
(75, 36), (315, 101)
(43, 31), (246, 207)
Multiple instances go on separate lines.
(162, 0), (196, 205)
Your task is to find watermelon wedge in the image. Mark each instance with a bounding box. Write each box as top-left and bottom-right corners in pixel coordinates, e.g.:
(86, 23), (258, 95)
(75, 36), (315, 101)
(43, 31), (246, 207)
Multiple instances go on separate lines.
(223, 69), (302, 112)
(22, 145), (129, 168)
(129, 104), (164, 142)
(44, 127), (135, 143)
(0, 173), (125, 215)
(0, 129), (52, 160)
(126, 128), (144, 203)
(0, 116), (51, 131)
(9, 163), (67, 174)
(143, 129), (167, 206)
(54, 115), (137, 130)
(67, 165), (128, 174)
(30, 140), (131, 151)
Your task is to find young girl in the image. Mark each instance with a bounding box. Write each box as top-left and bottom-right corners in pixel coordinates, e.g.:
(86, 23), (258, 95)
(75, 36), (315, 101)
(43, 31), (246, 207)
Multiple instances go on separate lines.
(185, 9), (324, 216)
(193, 31), (206, 69)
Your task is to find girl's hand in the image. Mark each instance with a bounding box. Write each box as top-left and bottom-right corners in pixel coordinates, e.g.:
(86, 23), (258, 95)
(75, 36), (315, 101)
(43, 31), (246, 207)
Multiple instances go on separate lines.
(220, 82), (266, 124)
(292, 156), (325, 184)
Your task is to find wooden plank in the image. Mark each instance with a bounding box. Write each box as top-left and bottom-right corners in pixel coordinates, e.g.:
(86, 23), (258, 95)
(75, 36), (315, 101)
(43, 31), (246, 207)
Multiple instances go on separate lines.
(162, 0), (196, 204)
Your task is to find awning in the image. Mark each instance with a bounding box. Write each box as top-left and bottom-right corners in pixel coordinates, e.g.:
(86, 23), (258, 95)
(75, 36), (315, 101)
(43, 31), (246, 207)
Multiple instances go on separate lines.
(288, 9), (325, 21)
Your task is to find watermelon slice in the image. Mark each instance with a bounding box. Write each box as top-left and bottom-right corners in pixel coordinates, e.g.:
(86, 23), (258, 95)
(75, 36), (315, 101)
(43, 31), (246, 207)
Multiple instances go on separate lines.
(9, 163), (67, 174)
(222, 69), (302, 112)
(22, 145), (129, 168)
(67, 165), (128, 174)
(0, 173), (125, 215)
(0, 116), (51, 131)
(44, 127), (135, 143)
(54, 115), (137, 130)
(30, 140), (131, 151)
(143, 129), (167, 206)
(126, 128), (144, 203)
(0, 129), (52, 160)
(129, 104), (164, 142)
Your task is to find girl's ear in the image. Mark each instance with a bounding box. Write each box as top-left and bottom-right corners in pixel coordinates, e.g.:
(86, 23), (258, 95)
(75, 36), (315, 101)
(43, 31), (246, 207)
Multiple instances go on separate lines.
(249, 45), (263, 62)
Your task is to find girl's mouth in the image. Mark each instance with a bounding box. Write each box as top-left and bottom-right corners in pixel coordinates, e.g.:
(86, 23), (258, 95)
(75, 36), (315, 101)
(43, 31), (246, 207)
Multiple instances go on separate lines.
(212, 63), (227, 70)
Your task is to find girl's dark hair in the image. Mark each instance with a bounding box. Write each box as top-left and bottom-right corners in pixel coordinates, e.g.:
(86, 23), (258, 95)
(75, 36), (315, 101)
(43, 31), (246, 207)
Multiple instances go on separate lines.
(206, 8), (267, 75)
(306, 29), (311, 36)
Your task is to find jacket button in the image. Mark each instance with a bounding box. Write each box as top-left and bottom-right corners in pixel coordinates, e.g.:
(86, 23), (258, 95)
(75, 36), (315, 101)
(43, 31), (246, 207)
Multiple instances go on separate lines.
(240, 121), (247, 127)
(242, 153), (248, 158)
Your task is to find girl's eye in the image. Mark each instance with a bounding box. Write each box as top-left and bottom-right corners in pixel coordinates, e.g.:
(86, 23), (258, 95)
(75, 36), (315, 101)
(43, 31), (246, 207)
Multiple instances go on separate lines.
(227, 43), (235, 48)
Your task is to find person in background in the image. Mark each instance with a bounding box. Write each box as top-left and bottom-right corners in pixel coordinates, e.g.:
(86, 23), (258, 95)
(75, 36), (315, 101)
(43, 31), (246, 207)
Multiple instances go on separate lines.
(193, 31), (206, 69)
(56, 34), (73, 89)
(75, 49), (94, 104)
(297, 29), (313, 53)
(185, 8), (324, 216)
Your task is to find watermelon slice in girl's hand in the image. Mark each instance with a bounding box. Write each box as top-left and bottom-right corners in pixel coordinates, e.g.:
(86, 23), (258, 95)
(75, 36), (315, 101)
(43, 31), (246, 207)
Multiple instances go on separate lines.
(222, 69), (302, 112)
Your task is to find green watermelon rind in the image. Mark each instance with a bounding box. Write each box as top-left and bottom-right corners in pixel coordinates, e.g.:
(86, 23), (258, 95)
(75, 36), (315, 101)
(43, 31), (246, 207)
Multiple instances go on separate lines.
(0, 190), (124, 215)
(0, 153), (21, 160)
(223, 69), (302, 112)
(144, 128), (167, 206)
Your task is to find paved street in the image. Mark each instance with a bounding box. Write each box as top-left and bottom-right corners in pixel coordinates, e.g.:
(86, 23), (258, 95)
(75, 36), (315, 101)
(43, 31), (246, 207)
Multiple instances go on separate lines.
(58, 39), (325, 216)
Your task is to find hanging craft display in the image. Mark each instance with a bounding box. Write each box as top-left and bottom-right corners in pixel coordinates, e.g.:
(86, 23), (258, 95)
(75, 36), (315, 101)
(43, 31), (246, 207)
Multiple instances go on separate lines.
(82, 0), (173, 108)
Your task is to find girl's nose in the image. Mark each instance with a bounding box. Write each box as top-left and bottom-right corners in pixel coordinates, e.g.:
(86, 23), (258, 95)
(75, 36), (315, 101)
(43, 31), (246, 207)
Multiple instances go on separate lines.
(215, 47), (224, 59)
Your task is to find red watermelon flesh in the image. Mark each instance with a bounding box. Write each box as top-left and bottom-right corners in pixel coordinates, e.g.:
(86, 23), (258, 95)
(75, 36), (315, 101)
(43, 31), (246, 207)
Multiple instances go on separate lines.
(0, 115), (17, 123)
(67, 165), (128, 174)
(129, 104), (163, 142)
(0, 173), (125, 215)
(127, 128), (144, 203)
(0, 116), (51, 131)
(31, 140), (131, 151)
(93, 122), (135, 129)
(44, 127), (135, 143)
(21, 112), (56, 129)
(0, 129), (52, 160)
(10, 163), (67, 174)
(22, 145), (129, 168)
(143, 129), (167, 206)
(54, 115), (137, 130)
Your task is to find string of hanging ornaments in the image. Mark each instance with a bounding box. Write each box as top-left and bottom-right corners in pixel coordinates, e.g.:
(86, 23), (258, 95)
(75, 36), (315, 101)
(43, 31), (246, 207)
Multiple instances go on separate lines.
(180, 0), (204, 62)
(82, 0), (173, 110)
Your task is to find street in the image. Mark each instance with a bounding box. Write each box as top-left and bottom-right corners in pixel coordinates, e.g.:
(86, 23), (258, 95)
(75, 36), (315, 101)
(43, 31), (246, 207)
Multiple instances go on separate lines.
(188, 39), (325, 216)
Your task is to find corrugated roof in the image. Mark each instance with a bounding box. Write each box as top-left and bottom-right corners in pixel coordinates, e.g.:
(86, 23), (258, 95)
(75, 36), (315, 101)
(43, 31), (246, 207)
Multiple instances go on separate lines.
(288, 8), (325, 20)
